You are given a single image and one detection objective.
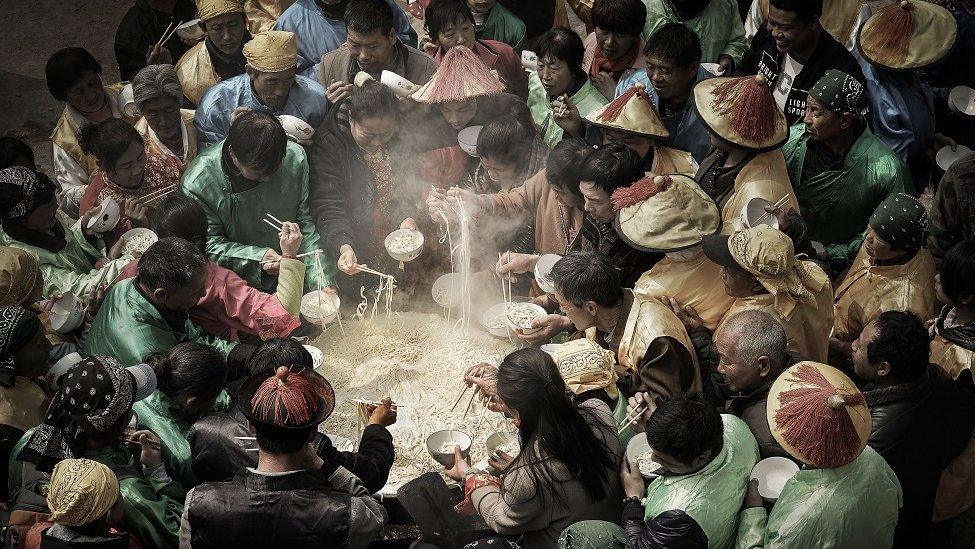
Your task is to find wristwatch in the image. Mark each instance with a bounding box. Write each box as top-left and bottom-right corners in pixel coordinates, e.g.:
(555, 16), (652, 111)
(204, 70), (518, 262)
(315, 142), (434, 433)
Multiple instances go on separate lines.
(623, 495), (642, 506)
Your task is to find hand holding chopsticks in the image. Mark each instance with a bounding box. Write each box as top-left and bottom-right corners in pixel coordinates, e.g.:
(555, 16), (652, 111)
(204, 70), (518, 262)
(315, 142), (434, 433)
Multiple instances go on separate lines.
(755, 195), (791, 227)
(618, 392), (655, 435)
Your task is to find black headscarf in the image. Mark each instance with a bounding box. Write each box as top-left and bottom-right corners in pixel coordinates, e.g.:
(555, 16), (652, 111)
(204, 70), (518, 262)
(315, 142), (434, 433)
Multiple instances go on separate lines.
(0, 305), (41, 387)
(0, 167), (66, 252)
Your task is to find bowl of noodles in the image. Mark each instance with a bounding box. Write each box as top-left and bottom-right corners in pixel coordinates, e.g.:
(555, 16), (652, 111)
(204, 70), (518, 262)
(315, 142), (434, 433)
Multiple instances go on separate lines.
(385, 229), (425, 263)
(301, 290), (340, 326)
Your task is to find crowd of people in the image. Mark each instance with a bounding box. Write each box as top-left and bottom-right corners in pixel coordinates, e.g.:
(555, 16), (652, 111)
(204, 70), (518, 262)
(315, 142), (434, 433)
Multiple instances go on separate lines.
(0, 0), (972, 546)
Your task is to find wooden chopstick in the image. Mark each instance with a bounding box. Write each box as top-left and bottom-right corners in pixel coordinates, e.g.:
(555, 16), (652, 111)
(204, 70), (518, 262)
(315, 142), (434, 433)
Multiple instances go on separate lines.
(263, 218), (284, 232)
(754, 195), (790, 226)
(617, 404), (647, 434)
(156, 21), (178, 47)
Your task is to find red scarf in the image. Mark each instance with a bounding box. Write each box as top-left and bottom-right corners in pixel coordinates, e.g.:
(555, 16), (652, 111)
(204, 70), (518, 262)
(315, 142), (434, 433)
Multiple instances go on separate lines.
(590, 40), (641, 81)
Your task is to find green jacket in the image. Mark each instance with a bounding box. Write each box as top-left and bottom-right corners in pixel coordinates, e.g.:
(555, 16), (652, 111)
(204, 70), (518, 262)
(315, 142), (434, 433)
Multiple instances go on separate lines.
(478, 2), (526, 51)
(642, 0), (748, 65)
(735, 447), (902, 548)
(133, 389), (233, 491)
(528, 72), (609, 149)
(783, 124), (913, 268)
(181, 140), (331, 292)
(644, 415), (760, 549)
(83, 278), (235, 365)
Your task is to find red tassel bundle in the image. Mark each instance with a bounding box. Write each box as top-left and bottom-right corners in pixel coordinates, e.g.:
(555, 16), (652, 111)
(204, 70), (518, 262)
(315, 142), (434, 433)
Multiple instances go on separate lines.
(774, 363), (865, 468)
(599, 83), (653, 124)
(861, 1), (915, 66)
(420, 45), (505, 102)
(251, 366), (319, 426)
(710, 75), (778, 144)
(611, 175), (668, 210)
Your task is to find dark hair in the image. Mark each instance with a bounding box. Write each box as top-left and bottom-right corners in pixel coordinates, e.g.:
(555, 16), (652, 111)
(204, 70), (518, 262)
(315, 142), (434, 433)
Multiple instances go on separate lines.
(348, 80), (400, 122)
(345, 0), (395, 37)
(940, 240), (975, 307)
(146, 342), (227, 403)
(246, 338), (313, 378)
(867, 311), (930, 383)
(0, 138), (35, 171)
(253, 421), (316, 454)
(227, 110), (288, 175)
(535, 28), (587, 82)
(477, 115), (534, 165)
(546, 139), (592, 197)
(78, 118), (144, 170)
(424, 0), (474, 40)
(645, 392), (724, 466)
(45, 47), (102, 102)
(497, 348), (617, 503)
(487, 94), (536, 132)
(591, 0), (646, 37)
(153, 194), (208, 253)
(644, 23), (702, 68)
(138, 237), (207, 292)
(769, 0), (823, 23)
(550, 251), (623, 308)
(580, 143), (643, 194)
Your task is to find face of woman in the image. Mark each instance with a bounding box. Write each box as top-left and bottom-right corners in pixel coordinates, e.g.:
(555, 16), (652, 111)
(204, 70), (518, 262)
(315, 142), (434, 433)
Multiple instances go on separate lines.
(864, 227), (903, 262)
(720, 265), (761, 298)
(23, 197), (58, 232)
(140, 96), (182, 143)
(350, 115), (398, 153)
(13, 326), (51, 379)
(480, 154), (518, 184)
(108, 141), (147, 189)
(438, 100), (479, 130)
(436, 15), (476, 51)
(538, 55), (575, 98)
(65, 71), (106, 115)
(204, 13), (247, 55)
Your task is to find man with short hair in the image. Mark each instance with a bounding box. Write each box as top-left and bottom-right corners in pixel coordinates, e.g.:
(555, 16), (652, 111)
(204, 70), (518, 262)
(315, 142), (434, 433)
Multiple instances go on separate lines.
(175, 0), (252, 106)
(642, 0), (747, 73)
(742, 0), (863, 123)
(583, 0), (647, 99)
(194, 30), (328, 148)
(318, 0), (437, 104)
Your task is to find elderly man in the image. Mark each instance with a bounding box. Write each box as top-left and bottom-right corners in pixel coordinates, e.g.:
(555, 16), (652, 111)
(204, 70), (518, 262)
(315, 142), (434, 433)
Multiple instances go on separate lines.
(132, 64), (198, 170)
(783, 70), (912, 273)
(176, 0), (251, 106)
(642, 0), (746, 73)
(194, 30), (328, 149)
(318, 0), (437, 105)
(582, 0), (646, 99)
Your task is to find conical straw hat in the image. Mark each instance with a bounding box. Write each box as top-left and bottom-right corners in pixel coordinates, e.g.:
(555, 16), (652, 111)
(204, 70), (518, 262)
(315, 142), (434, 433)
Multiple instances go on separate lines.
(584, 83), (668, 138)
(693, 74), (788, 152)
(612, 174), (720, 252)
(411, 46), (505, 104)
(857, 0), (957, 71)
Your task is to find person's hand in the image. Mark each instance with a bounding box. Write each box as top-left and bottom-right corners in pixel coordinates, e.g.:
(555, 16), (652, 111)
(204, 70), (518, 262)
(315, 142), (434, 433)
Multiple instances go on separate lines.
(530, 294), (552, 309)
(926, 318), (937, 338)
(367, 397), (398, 427)
(445, 187), (478, 212)
(230, 106), (251, 125)
(743, 478), (763, 509)
(488, 450), (515, 472)
(131, 430), (162, 468)
(278, 221), (303, 258)
(261, 249), (282, 274)
(399, 217), (419, 231)
(337, 245), (360, 275)
(107, 237), (127, 260)
(36, 292), (63, 313)
(935, 132), (959, 152)
(495, 251), (539, 282)
(465, 363), (499, 399)
(660, 297), (704, 332)
(444, 446), (471, 481)
(626, 392), (657, 434)
(717, 55), (734, 76)
(146, 44), (172, 66)
(552, 94), (582, 136)
(86, 283), (107, 316)
(761, 203), (791, 232)
(422, 39), (439, 57)
(620, 457), (646, 499)
(326, 81), (354, 104)
(829, 336), (853, 359)
(426, 188), (450, 222)
(123, 198), (149, 228)
(517, 314), (573, 345)
(592, 72), (617, 100)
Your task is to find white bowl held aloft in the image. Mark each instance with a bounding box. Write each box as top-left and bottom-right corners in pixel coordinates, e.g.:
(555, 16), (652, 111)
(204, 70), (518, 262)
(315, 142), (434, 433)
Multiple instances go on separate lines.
(739, 197), (780, 230)
(50, 293), (85, 334)
(381, 70), (420, 97)
(458, 125), (483, 157)
(625, 433), (662, 479)
(300, 290), (340, 326)
(277, 114), (315, 142)
(936, 145), (972, 171)
(87, 197), (121, 233)
(120, 228), (158, 257)
(426, 429), (472, 468)
(533, 254), (562, 294)
(385, 228), (424, 262)
(176, 19), (205, 41)
(949, 86), (975, 117)
(750, 456), (800, 501)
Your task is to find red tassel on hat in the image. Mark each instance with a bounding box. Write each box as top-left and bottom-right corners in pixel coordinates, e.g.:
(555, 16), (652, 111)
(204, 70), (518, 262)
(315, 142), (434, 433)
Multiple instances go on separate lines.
(861, 1), (916, 65)
(611, 175), (669, 210)
(251, 366), (319, 426)
(599, 83), (653, 124)
(422, 46), (505, 103)
(710, 75), (778, 144)
(774, 364), (865, 468)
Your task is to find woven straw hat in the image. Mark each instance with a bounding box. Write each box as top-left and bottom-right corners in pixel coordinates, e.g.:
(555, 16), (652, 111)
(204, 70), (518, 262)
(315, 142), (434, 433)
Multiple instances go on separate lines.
(243, 31), (298, 73)
(411, 46), (504, 103)
(612, 174), (720, 252)
(238, 366), (336, 430)
(197, 0), (245, 21)
(857, 0), (957, 71)
(693, 75), (788, 152)
(584, 83), (668, 138)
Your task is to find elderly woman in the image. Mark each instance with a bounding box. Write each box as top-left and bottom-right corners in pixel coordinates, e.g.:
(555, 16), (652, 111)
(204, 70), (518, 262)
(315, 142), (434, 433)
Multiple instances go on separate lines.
(0, 167), (132, 299)
(133, 64), (199, 169)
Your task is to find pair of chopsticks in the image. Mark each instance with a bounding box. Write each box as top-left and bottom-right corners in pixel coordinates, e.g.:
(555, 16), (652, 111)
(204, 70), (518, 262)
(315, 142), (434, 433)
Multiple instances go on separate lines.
(618, 403), (648, 434)
(355, 264), (393, 278)
(354, 398), (404, 409)
(125, 435), (161, 450)
(156, 20), (182, 48)
(451, 366), (485, 419)
(263, 212), (292, 234)
(260, 248), (324, 265)
(753, 195), (790, 226)
(135, 184), (178, 206)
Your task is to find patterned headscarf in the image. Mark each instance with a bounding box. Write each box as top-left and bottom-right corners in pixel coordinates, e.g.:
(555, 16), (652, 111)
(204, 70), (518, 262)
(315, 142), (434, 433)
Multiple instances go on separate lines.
(550, 339), (618, 399)
(0, 247), (40, 307)
(558, 521), (631, 549)
(869, 193), (930, 253)
(809, 69), (868, 116)
(47, 458), (120, 527)
(19, 356), (136, 473)
(0, 167), (56, 223)
(0, 305), (42, 388)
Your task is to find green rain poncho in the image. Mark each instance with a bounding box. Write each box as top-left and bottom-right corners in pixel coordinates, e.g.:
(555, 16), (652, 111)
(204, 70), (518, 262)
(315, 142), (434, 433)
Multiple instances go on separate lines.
(643, 415), (760, 549)
(478, 2), (526, 50)
(181, 140), (333, 292)
(83, 278), (235, 365)
(735, 446), (902, 548)
(642, 0), (748, 65)
(528, 72), (609, 148)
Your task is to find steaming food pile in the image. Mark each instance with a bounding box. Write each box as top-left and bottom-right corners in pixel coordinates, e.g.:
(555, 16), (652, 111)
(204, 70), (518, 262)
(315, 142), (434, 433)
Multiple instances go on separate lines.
(637, 451), (661, 476)
(506, 302), (544, 329)
(301, 290), (338, 320)
(122, 232), (156, 256)
(387, 231), (423, 254)
(312, 312), (516, 490)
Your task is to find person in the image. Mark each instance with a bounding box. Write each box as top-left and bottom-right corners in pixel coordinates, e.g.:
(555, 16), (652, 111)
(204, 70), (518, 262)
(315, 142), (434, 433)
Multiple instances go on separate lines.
(318, 0), (437, 105)
(742, 0), (864, 124)
(549, 338), (620, 410)
(423, 0), (527, 99)
(131, 64), (199, 169)
(194, 30), (328, 148)
(929, 153), (974, 269)
(642, 0), (746, 73)
(180, 365), (388, 547)
(735, 362), (902, 547)
(558, 521), (651, 549)
(0, 167), (133, 299)
(691, 73), (799, 235)
(852, 310), (972, 548)
(118, 194), (305, 343)
(782, 69), (912, 273)
(467, 0), (525, 50)
(77, 118), (181, 250)
(583, 0), (647, 99)
(469, 112), (550, 195)
(10, 356), (184, 549)
(114, 0), (197, 82)
(831, 194), (936, 357)
(0, 137), (36, 171)
(615, 24), (712, 163)
(188, 338), (396, 491)
(24, 458), (139, 549)
(276, 0), (417, 79)
(175, 0), (251, 106)
(445, 348), (623, 549)
(0, 248), (58, 344)
(699, 225), (833, 362)
(619, 392), (759, 549)
(497, 0), (558, 41)
(245, 0), (294, 33)
(83, 238), (242, 366)
(45, 48), (133, 215)
(182, 110), (329, 292)
(309, 80), (422, 297)
(743, 0), (863, 48)
(527, 28), (608, 148)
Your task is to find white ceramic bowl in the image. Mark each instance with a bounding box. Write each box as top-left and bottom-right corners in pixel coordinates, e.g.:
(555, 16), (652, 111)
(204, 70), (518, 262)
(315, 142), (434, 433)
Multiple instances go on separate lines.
(481, 302), (513, 338)
(540, 343), (560, 355)
(277, 114), (315, 142)
(486, 431), (520, 458)
(625, 433), (662, 479)
(118, 83), (138, 119)
(176, 19), (205, 41)
(86, 197), (121, 233)
(533, 254), (562, 294)
(949, 86), (975, 117)
(300, 290), (340, 325)
(384, 228), (424, 262)
(327, 433), (355, 452)
(426, 430), (472, 467)
(505, 302), (547, 335)
(701, 62), (725, 76)
(120, 228), (158, 257)
(50, 293), (85, 334)
(458, 125), (483, 157)
(302, 344), (324, 369)
(521, 50), (538, 71)
(431, 272), (462, 308)
(739, 197), (779, 230)
(380, 70), (420, 97)
(750, 456), (800, 501)
(936, 145), (972, 171)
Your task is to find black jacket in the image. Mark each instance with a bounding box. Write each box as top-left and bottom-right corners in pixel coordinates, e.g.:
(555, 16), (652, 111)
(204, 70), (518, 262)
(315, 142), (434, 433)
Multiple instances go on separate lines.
(865, 365), (974, 549)
(622, 501), (708, 549)
(114, 0), (197, 82)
